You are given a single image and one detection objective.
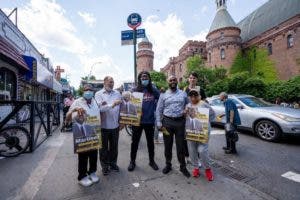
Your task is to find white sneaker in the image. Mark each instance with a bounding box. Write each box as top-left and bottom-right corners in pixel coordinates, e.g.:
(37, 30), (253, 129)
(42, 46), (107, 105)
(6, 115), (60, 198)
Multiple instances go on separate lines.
(89, 172), (100, 183)
(78, 176), (93, 187)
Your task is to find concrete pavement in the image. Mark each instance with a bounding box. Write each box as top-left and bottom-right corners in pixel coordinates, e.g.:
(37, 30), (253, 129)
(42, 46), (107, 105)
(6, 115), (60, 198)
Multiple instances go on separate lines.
(0, 128), (278, 200)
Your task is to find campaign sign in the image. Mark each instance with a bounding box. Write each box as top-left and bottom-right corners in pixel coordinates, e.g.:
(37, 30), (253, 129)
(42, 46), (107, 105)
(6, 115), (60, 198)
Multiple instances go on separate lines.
(119, 92), (143, 126)
(185, 107), (210, 144)
(73, 113), (101, 153)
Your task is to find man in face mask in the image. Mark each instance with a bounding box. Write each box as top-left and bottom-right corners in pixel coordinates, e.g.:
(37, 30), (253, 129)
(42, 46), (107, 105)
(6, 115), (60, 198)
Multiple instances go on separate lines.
(127, 71), (160, 172)
(156, 75), (191, 178)
(95, 76), (122, 175)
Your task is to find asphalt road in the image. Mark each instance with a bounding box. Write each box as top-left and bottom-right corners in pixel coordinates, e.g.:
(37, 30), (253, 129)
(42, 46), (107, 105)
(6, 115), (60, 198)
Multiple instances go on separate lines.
(209, 127), (300, 200)
(0, 127), (299, 200)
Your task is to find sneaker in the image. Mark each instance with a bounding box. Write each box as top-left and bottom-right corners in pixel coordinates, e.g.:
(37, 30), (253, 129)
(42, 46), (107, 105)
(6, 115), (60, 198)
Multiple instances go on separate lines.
(180, 167), (191, 178)
(102, 167), (110, 176)
(78, 176), (93, 187)
(225, 149), (237, 154)
(128, 161), (136, 172)
(205, 168), (214, 181)
(192, 168), (200, 178)
(89, 172), (100, 183)
(162, 165), (172, 174)
(149, 161), (159, 171)
(110, 164), (120, 172)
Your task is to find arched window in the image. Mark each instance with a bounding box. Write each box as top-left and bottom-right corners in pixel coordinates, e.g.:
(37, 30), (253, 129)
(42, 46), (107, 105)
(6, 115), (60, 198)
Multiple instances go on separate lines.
(287, 34), (294, 48)
(267, 43), (272, 55)
(220, 49), (225, 60)
(221, 32), (224, 39)
(179, 64), (182, 72)
(0, 68), (17, 100)
(219, 0), (222, 6)
(208, 52), (211, 63)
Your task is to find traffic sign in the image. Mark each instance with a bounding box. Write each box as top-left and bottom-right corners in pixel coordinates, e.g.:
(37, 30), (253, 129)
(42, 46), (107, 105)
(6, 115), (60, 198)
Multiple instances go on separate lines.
(127, 13), (142, 29)
(121, 29), (145, 42)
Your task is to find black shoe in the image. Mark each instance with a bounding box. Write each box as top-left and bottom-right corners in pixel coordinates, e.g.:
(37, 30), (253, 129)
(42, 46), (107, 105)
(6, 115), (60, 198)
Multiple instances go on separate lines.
(162, 166), (172, 174)
(222, 146), (229, 150)
(102, 167), (110, 176)
(128, 161), (136, 172)
(180, 167), (191, 178)
(110, 164), (120, 172)
(225, 149), (237, 154)
(149, 161), (159, 171)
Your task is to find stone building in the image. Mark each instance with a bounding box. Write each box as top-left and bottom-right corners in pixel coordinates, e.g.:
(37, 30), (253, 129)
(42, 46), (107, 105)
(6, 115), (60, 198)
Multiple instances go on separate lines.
(161, 0), (300, 80)
(136, 37), (154, 74)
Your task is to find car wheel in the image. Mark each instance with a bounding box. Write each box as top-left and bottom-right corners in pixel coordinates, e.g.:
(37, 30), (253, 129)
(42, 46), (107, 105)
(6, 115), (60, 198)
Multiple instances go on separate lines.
(255, 120), (281, 142)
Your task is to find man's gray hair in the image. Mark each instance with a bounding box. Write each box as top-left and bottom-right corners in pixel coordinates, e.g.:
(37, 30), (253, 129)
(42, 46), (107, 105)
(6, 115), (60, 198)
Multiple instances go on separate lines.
(122, 91), (131, 98)
(219, 92), (228, 98)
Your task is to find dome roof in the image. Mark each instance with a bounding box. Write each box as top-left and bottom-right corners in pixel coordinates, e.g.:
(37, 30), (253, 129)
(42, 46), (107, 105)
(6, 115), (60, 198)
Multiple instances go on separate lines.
(208, 8), (238, 34)
(238, 0), (300, 42)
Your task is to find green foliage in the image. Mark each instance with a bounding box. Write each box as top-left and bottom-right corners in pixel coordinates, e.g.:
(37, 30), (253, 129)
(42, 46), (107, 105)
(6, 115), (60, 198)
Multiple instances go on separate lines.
(206, 79), (229, 97)
(227, 72), (250, 94)
(185, 55), (227, 89)
(231, 47), (277, 83)
(81, 75), (96, 81)
(149, 70), (168, 89)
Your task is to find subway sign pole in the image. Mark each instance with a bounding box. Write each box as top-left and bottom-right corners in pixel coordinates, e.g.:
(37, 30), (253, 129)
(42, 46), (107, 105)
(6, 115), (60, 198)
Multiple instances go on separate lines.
(127, 13), (142, 85)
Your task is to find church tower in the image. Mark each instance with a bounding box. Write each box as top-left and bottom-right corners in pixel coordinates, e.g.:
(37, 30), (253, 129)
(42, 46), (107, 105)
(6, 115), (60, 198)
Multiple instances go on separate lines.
(206, 0), (241, 68)
(136, 36), (154, 74)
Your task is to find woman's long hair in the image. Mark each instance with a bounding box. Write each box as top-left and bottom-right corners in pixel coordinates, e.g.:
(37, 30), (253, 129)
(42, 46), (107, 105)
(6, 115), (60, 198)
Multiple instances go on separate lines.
(136, 71), (153, 93)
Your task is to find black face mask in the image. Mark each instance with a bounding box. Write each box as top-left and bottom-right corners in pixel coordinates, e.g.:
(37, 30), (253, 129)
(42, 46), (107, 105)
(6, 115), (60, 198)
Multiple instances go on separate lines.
(169, 82), (177, 89)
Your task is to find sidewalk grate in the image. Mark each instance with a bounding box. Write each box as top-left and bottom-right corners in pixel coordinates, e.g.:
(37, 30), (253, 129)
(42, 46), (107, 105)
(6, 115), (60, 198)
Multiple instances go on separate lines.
(211, 160), (249, 182)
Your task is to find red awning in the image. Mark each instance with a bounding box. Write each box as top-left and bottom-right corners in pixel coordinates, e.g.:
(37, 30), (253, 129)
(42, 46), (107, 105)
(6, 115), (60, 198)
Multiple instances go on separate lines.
(0, 36), (29, 71)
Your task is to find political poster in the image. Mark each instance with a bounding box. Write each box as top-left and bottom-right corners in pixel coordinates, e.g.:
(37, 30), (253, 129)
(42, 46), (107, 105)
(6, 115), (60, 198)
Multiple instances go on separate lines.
(185, 107), (210, 144)
(119, 92), (143, 126)
(72, 112), (101, 154)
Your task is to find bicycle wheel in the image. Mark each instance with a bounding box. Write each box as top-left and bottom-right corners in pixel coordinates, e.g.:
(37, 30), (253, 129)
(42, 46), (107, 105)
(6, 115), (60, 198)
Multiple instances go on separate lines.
(0, 126), (30, 157)
(125, 125), (133, 136)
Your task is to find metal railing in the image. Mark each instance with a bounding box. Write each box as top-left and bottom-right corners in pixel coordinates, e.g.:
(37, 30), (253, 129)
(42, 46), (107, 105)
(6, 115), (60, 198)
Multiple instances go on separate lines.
(0, 100), (60, 152)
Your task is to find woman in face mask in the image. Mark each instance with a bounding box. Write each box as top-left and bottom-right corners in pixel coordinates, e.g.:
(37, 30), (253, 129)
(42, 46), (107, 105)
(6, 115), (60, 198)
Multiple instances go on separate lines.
(127, 71), (160, 172)
(65, 84), (101, 187)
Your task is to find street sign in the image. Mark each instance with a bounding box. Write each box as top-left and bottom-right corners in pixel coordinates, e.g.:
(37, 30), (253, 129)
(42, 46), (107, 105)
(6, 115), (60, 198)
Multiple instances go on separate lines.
(121, 39), (133, 46)
(121, 29), (145, 42)
(127, 13), (142, 29)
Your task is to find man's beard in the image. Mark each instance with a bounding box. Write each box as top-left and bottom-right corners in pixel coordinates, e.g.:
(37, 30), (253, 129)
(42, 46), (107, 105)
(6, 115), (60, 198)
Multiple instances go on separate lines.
(169, 83), (177, 89)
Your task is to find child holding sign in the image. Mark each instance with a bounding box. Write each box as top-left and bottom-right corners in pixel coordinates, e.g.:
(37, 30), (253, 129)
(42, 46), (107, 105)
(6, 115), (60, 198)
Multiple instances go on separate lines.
(185, 89), (215, 181)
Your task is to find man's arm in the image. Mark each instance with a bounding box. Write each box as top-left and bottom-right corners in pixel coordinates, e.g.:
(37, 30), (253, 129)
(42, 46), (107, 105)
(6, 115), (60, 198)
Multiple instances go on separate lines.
(155, 94), (164, 128)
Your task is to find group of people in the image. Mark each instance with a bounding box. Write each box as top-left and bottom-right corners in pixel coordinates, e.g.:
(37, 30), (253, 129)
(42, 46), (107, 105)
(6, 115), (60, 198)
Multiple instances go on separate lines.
(65, 71), (241, 187)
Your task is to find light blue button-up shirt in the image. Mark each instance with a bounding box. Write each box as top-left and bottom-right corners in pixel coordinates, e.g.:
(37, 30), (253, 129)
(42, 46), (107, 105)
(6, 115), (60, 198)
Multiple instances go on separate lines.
(156, 89), (188, 127)
(95, 89), (122, 129)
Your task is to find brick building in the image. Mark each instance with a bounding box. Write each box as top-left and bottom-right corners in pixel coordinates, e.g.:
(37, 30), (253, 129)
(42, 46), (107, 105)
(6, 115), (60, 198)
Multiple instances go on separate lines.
(136, 37), (154, 74)
(161, 0), (300, 80)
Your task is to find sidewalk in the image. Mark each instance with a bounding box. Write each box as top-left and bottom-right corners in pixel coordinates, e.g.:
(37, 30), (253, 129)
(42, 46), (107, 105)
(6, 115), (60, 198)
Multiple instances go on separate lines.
(0, 129), (275, 200)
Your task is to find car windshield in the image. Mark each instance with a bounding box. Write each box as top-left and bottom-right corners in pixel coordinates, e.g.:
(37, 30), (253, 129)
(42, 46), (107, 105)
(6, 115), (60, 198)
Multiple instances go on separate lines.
(238, 97), (272, 108)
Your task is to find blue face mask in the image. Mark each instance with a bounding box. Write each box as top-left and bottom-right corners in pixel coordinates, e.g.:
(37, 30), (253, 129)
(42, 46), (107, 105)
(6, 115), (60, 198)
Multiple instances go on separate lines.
(83, 91), (93, 100)
(141, 80), (149, 86)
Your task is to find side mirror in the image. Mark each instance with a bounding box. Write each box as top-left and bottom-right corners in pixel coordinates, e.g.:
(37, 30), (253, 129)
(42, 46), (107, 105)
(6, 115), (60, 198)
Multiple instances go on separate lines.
(236, 104), (244, 109)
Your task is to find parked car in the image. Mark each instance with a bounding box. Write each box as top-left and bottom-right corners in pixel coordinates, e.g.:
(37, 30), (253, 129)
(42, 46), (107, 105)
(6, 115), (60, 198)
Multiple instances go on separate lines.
(208, 94), (300, 142)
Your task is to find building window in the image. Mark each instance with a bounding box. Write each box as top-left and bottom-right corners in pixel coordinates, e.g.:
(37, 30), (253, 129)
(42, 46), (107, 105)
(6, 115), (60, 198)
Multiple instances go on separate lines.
(267, 43), (272, 55)
(0, 68), (17, 100)
(220, 49), (225, 60)
(221, 32), (224, 39)
(200, 48), (203, 53)
(179, 64), (182, 72)
(287, 34), (294, 48)
(208, 52), (211, 63)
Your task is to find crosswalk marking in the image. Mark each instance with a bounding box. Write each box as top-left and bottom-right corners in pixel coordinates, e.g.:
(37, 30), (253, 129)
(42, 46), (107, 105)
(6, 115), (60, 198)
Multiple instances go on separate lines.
(281, 171), (300, 183)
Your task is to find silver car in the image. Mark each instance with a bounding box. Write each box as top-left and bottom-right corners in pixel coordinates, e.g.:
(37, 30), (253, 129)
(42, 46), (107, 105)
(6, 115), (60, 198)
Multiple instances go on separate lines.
(208, 94), (300, 142)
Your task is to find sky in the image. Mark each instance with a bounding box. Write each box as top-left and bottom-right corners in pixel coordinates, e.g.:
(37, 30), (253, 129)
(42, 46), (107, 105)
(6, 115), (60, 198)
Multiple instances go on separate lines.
(1, 0), (268, 89)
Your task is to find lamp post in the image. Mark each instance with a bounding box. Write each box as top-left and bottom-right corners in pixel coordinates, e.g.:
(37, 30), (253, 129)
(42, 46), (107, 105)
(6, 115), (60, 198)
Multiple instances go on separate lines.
(88, 61), (101, 80)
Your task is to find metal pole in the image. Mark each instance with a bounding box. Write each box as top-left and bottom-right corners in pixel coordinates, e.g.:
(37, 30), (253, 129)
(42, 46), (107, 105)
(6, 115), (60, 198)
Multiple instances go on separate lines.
(133, 29), (137, 85)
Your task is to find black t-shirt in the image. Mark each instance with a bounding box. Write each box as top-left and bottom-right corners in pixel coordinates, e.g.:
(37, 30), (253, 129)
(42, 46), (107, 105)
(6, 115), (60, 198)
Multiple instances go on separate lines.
(185, 87), (207, 100)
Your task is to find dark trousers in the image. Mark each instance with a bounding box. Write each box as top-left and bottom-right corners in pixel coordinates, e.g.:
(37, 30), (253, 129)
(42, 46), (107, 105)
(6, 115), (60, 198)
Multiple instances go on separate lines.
(100, 128), (119, 168)
(78, 150), (98, 180)
(130, 124), (155, 162)
(225, 125), (237, 152)
(162, 117), (186, 169)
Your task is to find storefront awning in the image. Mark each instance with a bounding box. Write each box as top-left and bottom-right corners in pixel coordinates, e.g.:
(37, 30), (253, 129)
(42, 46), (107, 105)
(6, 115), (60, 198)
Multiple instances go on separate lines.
(0, 36), (29, 71)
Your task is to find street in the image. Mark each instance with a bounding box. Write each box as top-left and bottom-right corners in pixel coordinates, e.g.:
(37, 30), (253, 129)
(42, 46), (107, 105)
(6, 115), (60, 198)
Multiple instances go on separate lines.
(0, 127), (299, 200)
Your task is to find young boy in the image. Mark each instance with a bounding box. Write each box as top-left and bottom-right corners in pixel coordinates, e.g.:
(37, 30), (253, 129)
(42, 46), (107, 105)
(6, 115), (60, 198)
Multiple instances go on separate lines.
(185, 89), (215, 181)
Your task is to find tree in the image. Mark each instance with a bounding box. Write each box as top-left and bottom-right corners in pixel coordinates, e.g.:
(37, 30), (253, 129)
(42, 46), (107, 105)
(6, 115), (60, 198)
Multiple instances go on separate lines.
(149, 71), (168, 89)
(81, 75), (96, 81)
(231, 47), (277, 83)
(185, 55), (227, 89)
